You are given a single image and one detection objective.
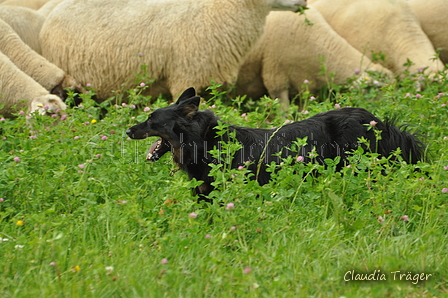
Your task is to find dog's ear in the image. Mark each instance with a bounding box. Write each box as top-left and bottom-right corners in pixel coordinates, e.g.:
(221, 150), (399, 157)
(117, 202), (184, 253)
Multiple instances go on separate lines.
(175, 87), (196, 104)
(177, 96), (200, 117)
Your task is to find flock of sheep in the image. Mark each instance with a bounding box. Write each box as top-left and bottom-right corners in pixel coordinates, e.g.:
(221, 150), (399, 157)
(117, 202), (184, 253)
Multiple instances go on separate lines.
(0, 0), (446, 117)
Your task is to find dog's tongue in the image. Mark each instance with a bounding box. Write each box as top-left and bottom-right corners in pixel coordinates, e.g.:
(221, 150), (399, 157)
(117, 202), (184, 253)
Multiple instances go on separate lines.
(146, 138), (162, 161)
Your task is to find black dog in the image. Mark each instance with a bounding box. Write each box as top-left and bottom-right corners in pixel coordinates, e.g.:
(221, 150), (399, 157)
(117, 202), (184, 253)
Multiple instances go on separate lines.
(126, 87), (424, 200)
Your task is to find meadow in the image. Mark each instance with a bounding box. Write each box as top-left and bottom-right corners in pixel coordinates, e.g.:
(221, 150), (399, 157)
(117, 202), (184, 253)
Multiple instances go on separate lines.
(1, 69), (447, 297)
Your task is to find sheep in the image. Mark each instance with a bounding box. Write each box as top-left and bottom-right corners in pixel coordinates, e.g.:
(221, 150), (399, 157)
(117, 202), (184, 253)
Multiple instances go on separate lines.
(39, 0), (307, 102)
(309, 0), (443, 76)
(0, 50), (66, 117)
(0, 5), (45, 53)
(235, 7), (393, 110)
(1, 0), (50, 10)
(0, 18), (84, 99)
(408, 0), (448, 64)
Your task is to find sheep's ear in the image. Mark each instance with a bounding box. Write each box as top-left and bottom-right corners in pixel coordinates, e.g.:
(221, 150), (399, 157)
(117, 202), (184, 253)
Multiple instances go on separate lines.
(175, 87), (196, 104)
(177, 96), (200, 117)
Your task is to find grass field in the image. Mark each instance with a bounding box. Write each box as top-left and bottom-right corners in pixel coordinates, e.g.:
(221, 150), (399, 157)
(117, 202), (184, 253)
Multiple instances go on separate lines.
(1, 70), (447, 297)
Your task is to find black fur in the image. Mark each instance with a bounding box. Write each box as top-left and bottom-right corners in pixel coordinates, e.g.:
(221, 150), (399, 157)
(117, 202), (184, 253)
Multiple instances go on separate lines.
(126, 88), (425, 201)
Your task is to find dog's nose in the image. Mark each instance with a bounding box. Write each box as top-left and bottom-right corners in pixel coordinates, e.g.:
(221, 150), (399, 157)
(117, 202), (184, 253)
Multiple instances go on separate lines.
(126, 129), (132, 136)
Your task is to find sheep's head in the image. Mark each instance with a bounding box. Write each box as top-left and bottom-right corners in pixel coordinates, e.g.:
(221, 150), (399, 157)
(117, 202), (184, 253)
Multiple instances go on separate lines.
(30, 94), (67, 115)
(51, 75), (86, 107)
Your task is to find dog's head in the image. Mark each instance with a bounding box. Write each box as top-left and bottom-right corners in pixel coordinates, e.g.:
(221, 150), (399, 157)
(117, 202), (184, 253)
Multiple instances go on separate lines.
(126, 87), (200, 161)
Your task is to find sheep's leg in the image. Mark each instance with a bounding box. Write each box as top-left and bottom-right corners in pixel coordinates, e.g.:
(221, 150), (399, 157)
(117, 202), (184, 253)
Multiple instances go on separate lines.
(278, 90), (290, 113)
(269, 89), (290, 114)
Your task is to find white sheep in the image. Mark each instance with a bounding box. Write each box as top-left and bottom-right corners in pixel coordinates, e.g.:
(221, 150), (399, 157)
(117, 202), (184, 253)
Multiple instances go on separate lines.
(309, 0), (443, 75)
(0, 50), (66, 117)
(408, 0), (448, 64)
(236, 7), (392, 109)
(1, 0), (50, 10)
(0, 18), (83, 98)
(0, 5), (45, 53)
(40, 0), (307, 101)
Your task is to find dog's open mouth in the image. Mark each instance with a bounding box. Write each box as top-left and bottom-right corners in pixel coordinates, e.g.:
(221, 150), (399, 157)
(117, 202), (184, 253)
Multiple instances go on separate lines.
(146, 138), (171, 161)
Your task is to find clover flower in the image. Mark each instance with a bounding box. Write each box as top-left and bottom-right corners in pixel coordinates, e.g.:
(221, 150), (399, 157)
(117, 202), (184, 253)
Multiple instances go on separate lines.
(226, 203), (235, 210)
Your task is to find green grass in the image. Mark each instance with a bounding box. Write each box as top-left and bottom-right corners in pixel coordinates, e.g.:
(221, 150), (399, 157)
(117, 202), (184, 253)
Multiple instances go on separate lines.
(1, 70), (448, 297)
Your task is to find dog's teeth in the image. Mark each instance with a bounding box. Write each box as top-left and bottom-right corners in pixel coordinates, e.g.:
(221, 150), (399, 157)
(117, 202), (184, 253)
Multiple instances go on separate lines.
(147, 152), (153, 160)
(156, 140), (162, 150)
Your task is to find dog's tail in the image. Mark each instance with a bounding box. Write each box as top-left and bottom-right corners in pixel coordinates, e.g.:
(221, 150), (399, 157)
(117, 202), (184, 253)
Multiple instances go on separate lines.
(380, 118), (426, 164)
